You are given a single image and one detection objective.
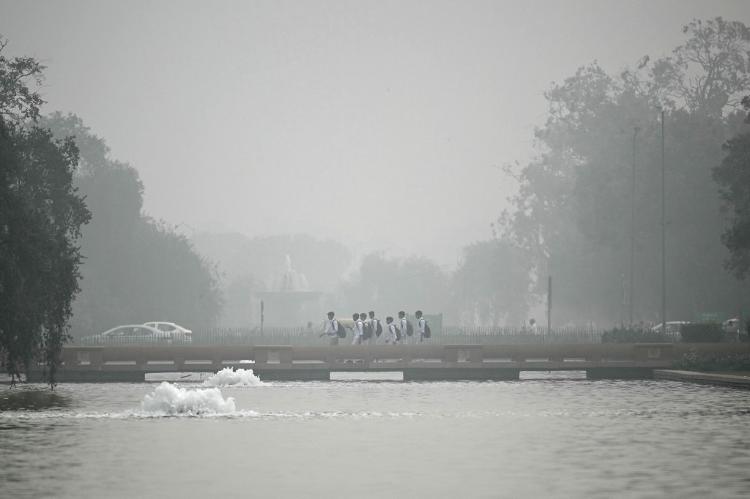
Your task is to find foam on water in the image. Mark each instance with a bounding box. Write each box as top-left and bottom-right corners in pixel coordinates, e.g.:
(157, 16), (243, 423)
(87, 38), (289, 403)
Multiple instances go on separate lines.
(141, 381), (236, 415)
(202, 367), (263, 387)
(0, 408), (421, 421)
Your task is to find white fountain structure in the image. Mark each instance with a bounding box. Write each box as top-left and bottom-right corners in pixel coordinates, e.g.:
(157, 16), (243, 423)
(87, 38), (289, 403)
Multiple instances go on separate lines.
(275, 255), (310, 292)
(256, 255), (322, 327)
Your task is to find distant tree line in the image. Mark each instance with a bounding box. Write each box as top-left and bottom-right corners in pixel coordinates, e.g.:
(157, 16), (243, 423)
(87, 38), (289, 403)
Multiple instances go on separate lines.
(0, 37), (222, 384)
(8, 14), (750, 377)
(337, 18), (750, 328)
(193, 233), (534, 328)
(500, 17), (750, 325)
(192, 232), (351, 326)
(40, 113), (223, 337)
(334, 244), (532, 327)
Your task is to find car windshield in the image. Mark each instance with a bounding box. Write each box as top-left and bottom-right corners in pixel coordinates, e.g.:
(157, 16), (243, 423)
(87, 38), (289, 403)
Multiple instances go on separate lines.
(145, 322), (178, 332)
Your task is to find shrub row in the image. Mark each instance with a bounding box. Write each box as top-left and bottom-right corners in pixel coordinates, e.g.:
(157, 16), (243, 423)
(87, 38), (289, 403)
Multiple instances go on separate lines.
(679, 323), (723, 342)
(673, 350), (750, 372)
(602, 323), (746, 343)
(601, 328), (671, 343)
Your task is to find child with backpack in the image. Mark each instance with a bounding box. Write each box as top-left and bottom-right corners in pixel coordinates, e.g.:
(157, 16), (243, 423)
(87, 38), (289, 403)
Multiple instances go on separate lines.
(368, 311), (382, 343)
(398, 311), (413, 345)
(319, 311), (341, 345)
(415, 310), (431, 342)
(352, 313), (363, 345)
(385, 316), (400, 344)
(360, 311), (373, 344)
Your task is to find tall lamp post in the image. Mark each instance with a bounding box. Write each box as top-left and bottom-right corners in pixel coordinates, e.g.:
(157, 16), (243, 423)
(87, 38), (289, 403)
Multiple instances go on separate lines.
(630, 126), (640, 326)
(660, 109), (667, 333)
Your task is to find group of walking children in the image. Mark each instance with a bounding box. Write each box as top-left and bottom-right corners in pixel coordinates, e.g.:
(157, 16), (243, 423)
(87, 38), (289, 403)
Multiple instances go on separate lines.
(321, 310), (431, 345)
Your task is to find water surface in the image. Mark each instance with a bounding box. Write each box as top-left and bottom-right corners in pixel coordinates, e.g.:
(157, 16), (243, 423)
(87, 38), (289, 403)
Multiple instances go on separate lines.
(1, 372), (749, 498)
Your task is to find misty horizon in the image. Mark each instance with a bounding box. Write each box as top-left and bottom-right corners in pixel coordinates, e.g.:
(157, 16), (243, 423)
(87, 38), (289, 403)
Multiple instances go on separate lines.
(2, 0), (748, 266)
(3, 4), (750, 498)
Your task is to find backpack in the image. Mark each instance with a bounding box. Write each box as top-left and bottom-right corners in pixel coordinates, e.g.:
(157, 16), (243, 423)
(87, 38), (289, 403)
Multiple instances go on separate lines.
(423, 322), (431, 339)
(375, 319), (383, 337)
(362, 321), (373, 340)
(389, 323), (400, 341)
(406, 320), (414, 337)
(335, 321), (346, 338)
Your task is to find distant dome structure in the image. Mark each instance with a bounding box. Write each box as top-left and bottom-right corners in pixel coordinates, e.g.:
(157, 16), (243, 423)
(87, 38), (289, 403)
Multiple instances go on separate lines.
(275, 255), (310, 292)
(256, 255), (322, 327)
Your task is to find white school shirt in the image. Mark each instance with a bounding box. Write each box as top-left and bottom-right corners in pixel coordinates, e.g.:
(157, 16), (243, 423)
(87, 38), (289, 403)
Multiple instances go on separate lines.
(418, 317), (426, 334)
(324, 319), (337, 335)
(355, 319), (364, 336)
(400, 317), (408, 334)
(388, 323), (398, 339)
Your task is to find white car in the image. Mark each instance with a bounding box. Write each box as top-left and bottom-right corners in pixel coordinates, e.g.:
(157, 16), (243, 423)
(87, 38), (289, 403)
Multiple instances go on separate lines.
(722, 318), (741, 340)
(143, 322), (193, 343)
(722, 317), (740, 333)
(650, 321), (691, 336)
(83, 324), (171, 344)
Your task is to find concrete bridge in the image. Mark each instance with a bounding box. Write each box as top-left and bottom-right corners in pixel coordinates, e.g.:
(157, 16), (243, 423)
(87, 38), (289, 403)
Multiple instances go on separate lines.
(21, 342), (749, 382)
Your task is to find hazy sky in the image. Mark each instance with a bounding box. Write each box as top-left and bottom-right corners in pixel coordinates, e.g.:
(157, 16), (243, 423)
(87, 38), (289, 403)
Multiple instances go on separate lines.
(2, 0), (749, 266)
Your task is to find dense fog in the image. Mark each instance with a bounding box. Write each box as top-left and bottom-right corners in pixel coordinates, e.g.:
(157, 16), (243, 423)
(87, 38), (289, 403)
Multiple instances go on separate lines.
(2, 0), (750, 334)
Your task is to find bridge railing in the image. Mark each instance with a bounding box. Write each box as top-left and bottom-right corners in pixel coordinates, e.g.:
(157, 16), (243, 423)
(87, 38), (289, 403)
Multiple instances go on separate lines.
(58, 342), (694, 370)
(73, 326), (680, 346)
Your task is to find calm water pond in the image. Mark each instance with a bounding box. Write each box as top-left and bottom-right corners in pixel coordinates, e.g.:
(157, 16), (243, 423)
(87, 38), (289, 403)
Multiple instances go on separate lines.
(1, 371), (749, 498)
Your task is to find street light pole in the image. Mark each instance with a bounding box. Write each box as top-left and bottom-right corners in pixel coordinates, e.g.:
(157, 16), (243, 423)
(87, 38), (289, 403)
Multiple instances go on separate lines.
(630, 126), (640, 326)
(660, 109), (667, 333)
(547, 275), (552, 335)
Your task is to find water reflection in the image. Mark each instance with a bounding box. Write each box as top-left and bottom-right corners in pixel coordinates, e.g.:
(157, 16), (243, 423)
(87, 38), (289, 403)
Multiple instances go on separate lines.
(0, 387), (72, 411)
(0, 380), (748, 498)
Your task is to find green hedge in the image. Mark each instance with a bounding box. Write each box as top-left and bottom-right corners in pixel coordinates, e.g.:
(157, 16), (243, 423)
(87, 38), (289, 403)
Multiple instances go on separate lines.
(674, 350), (750, 371)
(601, 328), (670, 343)
(680, 323), (723, 342)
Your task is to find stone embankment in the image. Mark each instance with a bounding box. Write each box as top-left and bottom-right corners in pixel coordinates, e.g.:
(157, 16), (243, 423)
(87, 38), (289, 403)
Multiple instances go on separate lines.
(654, 370), (750, 389)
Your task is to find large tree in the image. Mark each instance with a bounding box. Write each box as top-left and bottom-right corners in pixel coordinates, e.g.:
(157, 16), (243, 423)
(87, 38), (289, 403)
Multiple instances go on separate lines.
(0, 38), (90, 384)
(453, 239), (532, 327)
(502, 18), (750, 325)
(713, 96), (750, 278)
(41, 113), (222, 335)
(0, 37), (44, 123)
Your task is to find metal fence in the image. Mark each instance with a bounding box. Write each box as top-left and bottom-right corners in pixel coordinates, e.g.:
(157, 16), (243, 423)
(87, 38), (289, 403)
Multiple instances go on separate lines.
(438, 326), (606, 344)
(75, 326), (622, 346)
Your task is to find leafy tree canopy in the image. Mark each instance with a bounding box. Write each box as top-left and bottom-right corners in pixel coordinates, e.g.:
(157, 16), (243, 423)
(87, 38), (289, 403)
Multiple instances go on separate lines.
(713, 97), (750, 278)
(41, 113), (222, 336)
(0, 37), (44, 125)
(0, 38), (90, 384)
(453, 239), (532, 326)
(502, 18), (750, 325)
